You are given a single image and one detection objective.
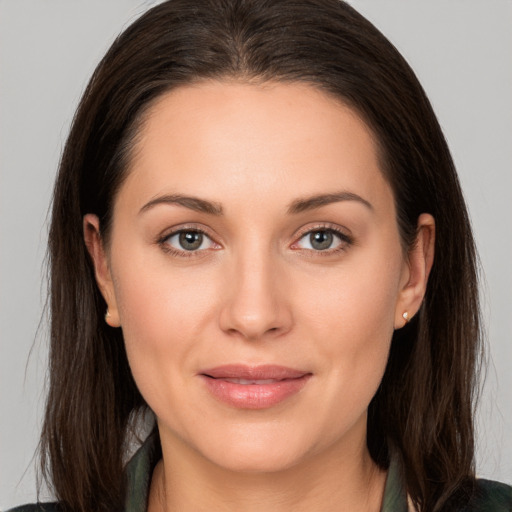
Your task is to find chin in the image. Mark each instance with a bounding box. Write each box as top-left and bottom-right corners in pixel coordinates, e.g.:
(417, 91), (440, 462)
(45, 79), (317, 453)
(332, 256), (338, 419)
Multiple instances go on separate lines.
(207, 445), (306, 474)
(189, 422), (321, 474)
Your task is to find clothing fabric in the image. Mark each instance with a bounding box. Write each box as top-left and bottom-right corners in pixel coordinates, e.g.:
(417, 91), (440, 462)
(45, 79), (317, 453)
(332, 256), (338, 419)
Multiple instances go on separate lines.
(8, 434), (512, 512)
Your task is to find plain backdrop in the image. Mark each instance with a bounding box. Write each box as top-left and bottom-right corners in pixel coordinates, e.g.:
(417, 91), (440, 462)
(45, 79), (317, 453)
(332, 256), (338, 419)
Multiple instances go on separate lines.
(1, 0), (511, 509)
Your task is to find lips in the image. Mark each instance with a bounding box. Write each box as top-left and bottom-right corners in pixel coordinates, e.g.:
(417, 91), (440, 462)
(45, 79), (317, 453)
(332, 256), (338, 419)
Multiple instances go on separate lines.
(199, 365), (312, 409)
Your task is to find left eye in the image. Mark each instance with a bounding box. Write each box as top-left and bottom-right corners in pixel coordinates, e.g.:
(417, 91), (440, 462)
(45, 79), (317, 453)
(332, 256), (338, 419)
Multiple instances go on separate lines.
(295, 229), (345, 251)
(164, 230), (216, 252)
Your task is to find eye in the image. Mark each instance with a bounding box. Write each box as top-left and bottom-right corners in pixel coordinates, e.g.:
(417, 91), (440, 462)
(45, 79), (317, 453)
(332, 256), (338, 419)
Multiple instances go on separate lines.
(163, 230), (217, 252)
(294, 228), (349, 252)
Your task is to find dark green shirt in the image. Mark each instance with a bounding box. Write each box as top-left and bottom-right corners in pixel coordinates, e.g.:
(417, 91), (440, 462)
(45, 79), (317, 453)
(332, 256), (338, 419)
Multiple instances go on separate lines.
(8, 435), (512, 511)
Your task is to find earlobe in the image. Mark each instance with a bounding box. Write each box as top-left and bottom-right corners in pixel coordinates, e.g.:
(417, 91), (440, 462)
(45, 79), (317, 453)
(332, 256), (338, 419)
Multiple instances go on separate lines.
(395, 213), (435, 329)
(83, 214), (121, 327)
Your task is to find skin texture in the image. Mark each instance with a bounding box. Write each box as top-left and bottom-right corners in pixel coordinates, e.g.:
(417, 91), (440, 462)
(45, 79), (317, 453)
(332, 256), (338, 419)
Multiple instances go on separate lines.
(84, 81), (434, 512)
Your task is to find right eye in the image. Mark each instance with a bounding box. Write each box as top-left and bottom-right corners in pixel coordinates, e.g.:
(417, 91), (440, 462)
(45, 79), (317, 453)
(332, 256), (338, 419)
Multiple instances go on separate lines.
(162, 229), (217, 253)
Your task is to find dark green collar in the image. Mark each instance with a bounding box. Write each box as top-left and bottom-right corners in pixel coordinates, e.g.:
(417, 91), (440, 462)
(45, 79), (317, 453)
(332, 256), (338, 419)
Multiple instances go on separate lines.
(381, 454), (409, 512)
(124, 432), (161, 512)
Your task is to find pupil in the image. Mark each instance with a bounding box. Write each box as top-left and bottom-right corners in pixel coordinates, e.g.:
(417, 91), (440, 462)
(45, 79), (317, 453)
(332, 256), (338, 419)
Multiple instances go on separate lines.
(310, 230), (332, 250)
(179, 231), (203, 250)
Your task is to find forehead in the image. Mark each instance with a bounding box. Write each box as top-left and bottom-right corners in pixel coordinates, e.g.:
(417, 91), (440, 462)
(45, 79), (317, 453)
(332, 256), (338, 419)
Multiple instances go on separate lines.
(120, 80), (393, 215)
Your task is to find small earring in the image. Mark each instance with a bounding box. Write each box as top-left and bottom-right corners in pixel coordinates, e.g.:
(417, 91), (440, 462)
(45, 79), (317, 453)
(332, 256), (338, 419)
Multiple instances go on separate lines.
(402, 311), (410, 324)
(105, 309), (111, 323)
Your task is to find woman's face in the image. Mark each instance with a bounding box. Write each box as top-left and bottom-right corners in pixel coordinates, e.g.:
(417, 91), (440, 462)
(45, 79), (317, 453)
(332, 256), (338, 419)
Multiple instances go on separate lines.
(87, 81), (432, 472)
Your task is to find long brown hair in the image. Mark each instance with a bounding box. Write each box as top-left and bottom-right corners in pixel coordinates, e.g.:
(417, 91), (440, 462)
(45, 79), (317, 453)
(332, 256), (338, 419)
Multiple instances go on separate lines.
(42, 1), (481, 511)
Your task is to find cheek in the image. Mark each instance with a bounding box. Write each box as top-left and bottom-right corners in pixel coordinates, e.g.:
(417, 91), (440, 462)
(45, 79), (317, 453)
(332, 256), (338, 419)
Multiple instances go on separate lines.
(298, 248), (402, 348)
(305, 274), (395, 384)
(110, 253), (220, 395)
(112, 248), (217, 335)
(293, 248), (402, 416)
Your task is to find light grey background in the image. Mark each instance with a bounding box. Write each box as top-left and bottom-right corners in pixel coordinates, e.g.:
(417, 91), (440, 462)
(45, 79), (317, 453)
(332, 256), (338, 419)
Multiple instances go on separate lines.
(1, 0), (511, 509)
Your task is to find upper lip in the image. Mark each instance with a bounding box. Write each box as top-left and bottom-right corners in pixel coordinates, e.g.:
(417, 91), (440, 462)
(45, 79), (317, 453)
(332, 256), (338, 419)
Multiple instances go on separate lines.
(200, 364), (310, 380)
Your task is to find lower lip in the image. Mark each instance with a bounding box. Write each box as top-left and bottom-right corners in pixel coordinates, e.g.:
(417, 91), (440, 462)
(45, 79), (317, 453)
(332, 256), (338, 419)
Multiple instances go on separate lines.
(201, 375), (311, 409)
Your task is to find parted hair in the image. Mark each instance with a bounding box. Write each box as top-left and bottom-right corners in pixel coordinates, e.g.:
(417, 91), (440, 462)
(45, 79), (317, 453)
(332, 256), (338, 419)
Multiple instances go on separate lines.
(42, 1), (481, 511)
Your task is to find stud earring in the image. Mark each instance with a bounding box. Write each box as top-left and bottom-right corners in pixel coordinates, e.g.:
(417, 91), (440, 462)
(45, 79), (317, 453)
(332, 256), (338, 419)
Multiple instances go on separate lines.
(402, 311), (410, 324)
(105, 309), (111, 323)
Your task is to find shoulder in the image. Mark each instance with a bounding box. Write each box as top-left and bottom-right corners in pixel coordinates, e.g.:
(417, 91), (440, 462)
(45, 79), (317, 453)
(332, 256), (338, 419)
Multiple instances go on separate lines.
(463, 478), (512, 511)
(5, 504), (61, 512)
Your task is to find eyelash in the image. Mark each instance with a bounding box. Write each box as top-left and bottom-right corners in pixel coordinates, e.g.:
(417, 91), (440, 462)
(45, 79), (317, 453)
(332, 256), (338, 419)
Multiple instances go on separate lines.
(157, 224), (354, 258)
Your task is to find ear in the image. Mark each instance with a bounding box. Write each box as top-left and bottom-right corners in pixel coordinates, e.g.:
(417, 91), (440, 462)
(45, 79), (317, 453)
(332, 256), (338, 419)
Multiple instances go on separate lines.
(394, 213), (435, 329)
(83, 214), (121, 327)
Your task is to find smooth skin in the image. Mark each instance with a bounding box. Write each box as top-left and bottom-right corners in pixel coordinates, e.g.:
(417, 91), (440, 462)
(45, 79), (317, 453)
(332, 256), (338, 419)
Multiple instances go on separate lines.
(84, 81), (434, 512)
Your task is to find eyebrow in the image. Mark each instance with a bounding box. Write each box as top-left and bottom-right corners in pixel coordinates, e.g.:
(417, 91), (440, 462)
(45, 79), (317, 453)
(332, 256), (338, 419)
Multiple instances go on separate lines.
(287, 191), (373, 214)
(139, 194), (223, 215)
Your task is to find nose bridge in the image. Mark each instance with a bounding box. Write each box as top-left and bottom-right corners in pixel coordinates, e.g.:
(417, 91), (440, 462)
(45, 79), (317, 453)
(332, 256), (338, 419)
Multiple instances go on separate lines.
(219, 238), (291, 339)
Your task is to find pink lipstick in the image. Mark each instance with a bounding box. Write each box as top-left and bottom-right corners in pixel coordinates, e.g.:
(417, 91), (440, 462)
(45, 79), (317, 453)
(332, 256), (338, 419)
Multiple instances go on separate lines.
(199, 364), (312, 409)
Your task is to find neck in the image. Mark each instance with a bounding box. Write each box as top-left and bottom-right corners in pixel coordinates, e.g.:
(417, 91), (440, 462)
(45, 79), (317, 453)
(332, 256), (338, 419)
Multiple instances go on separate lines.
(148, 425), (387, 512)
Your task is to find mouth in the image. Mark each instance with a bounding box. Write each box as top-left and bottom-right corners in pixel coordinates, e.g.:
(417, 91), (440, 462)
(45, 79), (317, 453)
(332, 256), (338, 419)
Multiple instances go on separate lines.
(199, 365), (312, 409)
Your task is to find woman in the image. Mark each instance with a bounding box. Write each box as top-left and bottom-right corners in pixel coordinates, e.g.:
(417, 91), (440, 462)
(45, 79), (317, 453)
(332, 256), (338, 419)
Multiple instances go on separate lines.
(8, 0), (512, 511)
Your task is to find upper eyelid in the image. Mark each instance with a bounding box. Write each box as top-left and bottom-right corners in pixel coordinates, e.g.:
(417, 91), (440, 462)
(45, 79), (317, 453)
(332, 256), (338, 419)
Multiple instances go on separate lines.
(293, 223), (352, 240)
(158, 224), (217, 242)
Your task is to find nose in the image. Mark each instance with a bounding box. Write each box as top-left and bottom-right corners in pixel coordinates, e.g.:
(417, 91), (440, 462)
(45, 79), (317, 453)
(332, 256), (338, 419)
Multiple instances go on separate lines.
(218, 249), (293, 341)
